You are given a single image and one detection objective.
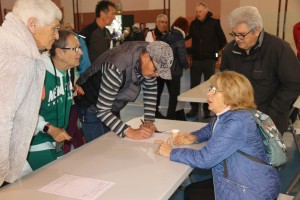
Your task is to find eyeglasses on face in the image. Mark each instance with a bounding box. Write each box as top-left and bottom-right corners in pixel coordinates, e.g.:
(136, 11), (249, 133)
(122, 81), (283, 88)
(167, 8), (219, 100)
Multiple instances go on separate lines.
(208, 85), (222, 95)
(47, 24), (60, 32)
(60, 46), (82, 52)
(150, 56), (158, 73)
(229, 29), (253, 40)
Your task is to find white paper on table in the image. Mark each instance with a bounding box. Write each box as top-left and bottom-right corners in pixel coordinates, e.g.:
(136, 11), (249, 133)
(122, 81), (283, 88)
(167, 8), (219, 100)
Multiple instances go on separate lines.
(39, 174), (115, 200)
(123, 132), (170, 143)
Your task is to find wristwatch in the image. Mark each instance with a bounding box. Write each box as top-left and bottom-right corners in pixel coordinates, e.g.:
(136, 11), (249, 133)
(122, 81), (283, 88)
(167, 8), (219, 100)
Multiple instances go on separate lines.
(43, 123), (51, 133)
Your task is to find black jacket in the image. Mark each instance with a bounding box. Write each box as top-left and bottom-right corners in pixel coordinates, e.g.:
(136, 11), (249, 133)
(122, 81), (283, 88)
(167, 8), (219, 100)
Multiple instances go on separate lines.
(161, 27), (188, 78)
(80, 21), (112, 63)
(221, 30), (300, 133)
(186, 12), (227, 60)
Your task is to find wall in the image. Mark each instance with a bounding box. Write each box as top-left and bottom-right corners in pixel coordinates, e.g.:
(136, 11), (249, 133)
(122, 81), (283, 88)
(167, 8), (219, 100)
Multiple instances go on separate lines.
(0, 0), (299, 52)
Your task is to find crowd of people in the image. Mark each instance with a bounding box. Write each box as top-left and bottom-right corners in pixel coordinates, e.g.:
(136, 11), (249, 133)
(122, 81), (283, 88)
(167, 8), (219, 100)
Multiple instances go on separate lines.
(1, 0), (300, 199)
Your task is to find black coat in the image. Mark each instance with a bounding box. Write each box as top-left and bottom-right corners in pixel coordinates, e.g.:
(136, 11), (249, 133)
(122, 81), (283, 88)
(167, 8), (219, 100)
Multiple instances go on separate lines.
(221, 31), (300, 133)
(186, 12), (227, 60)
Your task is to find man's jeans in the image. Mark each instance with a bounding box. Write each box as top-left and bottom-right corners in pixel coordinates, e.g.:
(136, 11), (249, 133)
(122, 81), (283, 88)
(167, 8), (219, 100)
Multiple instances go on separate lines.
(76, 105), (110, 143)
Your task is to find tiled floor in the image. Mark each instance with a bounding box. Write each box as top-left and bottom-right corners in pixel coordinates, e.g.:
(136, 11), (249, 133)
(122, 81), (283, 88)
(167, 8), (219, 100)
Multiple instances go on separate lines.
(120, 69), (300, 199)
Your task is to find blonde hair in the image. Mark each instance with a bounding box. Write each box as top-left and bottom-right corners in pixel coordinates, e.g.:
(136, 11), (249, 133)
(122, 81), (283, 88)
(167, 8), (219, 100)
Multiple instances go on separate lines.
(210, 71), (256, 110)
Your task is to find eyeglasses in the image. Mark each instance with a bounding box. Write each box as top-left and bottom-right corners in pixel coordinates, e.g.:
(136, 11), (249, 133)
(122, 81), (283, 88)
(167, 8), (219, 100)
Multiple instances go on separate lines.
(47, 24), (60, 32)
(150, 56), (158, 73)
(208, 85), (222, 95)
(229, 29), (253, 40)
(60, 46), (82, 52)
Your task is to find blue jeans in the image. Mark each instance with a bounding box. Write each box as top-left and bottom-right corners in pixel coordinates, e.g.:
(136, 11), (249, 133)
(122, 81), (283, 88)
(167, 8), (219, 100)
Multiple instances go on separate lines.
(76, 105), (110, 143)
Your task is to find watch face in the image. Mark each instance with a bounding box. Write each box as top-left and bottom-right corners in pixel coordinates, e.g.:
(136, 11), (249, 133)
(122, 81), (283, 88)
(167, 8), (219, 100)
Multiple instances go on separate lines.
(43, 124), (50, 133)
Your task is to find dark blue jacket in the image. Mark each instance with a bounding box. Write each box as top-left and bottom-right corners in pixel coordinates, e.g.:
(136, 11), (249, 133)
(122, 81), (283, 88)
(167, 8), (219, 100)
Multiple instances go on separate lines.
(161, 27), (188, 78)
(171, 110), (280, 200)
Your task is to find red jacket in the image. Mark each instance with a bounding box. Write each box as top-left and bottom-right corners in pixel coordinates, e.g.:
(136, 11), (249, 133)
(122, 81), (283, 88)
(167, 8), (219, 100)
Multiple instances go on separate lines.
(293, 22), (300, 58)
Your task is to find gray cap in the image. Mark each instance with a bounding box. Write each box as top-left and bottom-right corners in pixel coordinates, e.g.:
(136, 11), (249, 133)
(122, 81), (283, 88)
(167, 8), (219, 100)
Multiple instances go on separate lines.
(146, 41), (173, 80)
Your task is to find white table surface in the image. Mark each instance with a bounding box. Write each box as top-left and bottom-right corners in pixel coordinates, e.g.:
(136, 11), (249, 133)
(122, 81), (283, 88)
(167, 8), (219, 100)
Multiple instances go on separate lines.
(0, 118), (206, 200)
(293, 95), (300, 109)
(177, 80), (210, 103)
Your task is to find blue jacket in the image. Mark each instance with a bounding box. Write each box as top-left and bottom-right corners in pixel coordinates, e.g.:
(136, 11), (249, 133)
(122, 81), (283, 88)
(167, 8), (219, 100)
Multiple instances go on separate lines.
(171, 110), (280, 200)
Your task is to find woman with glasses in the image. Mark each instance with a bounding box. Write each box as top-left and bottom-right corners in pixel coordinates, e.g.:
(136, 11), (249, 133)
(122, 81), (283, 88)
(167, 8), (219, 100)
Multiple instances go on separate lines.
(0, 0), (62, 186)
(26, 29), (83, 172)
(156, 71), (280, 200)
(221, 6), (300, 135)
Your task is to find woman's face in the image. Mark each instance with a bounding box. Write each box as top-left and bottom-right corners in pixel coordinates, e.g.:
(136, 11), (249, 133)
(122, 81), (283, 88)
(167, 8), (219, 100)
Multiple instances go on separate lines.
(34, 19), (60, 50)
(207, 85), (228, 114)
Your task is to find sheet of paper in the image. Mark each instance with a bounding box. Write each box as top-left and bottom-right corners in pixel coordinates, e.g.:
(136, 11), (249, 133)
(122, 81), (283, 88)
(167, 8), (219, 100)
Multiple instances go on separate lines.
(39, 174), (115, 200)
(123, 132), (170, 143)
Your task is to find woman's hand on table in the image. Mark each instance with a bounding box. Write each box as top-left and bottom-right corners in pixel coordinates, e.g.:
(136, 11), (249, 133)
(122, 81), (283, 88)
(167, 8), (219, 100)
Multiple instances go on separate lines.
(155, 138), (172, 158)
(173, 133), (197, 145)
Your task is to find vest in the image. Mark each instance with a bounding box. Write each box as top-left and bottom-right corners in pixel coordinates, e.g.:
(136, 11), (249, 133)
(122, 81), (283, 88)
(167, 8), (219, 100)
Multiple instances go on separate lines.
(75, 41), (148, 113)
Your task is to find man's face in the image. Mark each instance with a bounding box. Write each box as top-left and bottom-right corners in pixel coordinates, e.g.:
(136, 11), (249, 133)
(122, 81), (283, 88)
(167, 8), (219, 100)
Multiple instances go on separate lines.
(196, 5), (208, 22)
(34, 19), (60, 50)
(103, 6), (116, 26)
(156, 16), (168, 33)
(231, 23), (260, 51)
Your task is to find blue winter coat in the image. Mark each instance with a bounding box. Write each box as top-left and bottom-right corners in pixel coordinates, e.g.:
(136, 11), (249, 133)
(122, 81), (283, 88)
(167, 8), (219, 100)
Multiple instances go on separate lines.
(171, 110), (280, 200)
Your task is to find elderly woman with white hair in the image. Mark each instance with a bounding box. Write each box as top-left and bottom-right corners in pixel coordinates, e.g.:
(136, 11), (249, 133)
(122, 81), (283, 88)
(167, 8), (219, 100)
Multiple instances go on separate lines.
(0, 0), (62, 186)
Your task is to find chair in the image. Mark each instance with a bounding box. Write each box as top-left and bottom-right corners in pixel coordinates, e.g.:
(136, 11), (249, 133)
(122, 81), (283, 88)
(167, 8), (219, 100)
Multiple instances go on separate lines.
(284, 96), (300, 195)
(288, 96), (300, 153)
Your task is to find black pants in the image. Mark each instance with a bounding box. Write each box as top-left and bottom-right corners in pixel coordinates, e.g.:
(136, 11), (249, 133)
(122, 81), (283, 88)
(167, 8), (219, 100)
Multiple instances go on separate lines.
(190, 59), (216, 113)
(156, 76), (186, 120)
(185, 179), (215, 200)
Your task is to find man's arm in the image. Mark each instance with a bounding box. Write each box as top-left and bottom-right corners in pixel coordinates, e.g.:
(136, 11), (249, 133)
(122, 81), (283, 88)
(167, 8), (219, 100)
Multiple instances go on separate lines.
(142, 77), (157, 122)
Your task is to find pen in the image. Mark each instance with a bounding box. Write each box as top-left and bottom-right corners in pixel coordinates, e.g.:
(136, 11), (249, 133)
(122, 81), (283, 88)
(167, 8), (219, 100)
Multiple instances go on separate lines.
(140, 119), (163, 133)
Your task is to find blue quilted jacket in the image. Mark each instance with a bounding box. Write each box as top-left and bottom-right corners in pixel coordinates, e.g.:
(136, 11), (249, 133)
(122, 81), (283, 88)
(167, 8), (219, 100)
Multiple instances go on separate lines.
(171, 110), (280, 200)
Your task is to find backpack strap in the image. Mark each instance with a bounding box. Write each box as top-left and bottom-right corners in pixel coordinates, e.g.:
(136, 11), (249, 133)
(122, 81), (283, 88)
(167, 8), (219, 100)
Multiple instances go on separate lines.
(237, 150), (270, 165)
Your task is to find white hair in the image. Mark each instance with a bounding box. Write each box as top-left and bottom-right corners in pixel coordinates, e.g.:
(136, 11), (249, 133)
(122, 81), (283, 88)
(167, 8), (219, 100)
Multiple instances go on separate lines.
(12, 0), (62, 26)
(156, 14), (168, 22)
(228, 6), (263, 30)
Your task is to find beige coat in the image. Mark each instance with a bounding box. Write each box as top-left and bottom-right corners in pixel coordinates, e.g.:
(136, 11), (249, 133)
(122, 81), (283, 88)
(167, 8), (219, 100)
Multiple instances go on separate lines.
(0, 13), (46, 185)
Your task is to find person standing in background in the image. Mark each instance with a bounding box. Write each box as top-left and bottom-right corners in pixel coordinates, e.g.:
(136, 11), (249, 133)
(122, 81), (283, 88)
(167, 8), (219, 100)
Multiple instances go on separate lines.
(160, 17), (189, 120)
(293, 21), (300, 60)
(80, 0), (116, 63)
(145, 14), (169, 119)
(186, 2), (227, 119)
(221, 6), (300, 134)
(0, 0), (62, 186)
(130, 23), (145, 41)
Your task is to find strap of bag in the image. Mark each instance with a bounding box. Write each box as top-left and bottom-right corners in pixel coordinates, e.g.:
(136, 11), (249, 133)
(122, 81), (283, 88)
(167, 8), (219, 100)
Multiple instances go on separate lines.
(237, 150), (269, 165)
(223, 160), (228, 178)
(223, 150), (269, 179)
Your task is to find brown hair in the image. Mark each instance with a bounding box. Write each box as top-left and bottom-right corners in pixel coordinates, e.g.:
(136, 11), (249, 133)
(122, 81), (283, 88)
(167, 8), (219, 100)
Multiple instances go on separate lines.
(209, 71), (256, 110)
(171, 17), (189, 35)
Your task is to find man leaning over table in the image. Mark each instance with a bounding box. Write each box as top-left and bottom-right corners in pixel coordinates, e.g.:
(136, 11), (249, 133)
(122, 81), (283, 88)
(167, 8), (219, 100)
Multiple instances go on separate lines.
(75, 41), (173, 142)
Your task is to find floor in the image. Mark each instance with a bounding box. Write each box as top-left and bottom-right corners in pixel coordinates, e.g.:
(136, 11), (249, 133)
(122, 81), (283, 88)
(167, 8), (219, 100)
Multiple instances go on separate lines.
(120, 69), (300, 199)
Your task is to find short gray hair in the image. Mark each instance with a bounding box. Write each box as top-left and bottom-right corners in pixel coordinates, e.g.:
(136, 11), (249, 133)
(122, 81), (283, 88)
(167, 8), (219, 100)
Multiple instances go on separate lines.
(12, 0), (62, 27)
(196, 2), (208, 10)
(156, 14), (168, 22)
(228, 6), (263, 31)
